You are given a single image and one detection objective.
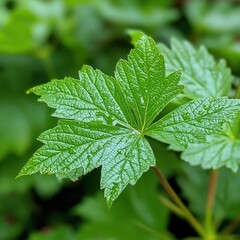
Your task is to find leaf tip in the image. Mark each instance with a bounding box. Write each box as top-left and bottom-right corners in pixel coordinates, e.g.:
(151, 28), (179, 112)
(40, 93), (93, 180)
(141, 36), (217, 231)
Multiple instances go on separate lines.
(15, 174), (21, 179)
(26, 87), (34, 94)
(126, 29), (145, 46)
(15, 170), (27, 179)
(106, 200), (113, 209)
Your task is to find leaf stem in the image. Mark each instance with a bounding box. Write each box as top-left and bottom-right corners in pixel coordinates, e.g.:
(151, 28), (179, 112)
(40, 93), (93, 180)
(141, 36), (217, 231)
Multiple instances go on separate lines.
(151, 166), (205, 236)
(205, 170), (219, 236)
(158, 194), (185, 218)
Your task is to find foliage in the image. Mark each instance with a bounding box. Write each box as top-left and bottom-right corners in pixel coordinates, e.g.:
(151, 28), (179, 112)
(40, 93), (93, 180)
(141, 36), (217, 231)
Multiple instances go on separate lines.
(2, 0), (240, 239)
(20, 35), (240, 208)
(182, 118), (240, 172)
(158, 38), (232, 99)
(20, 32), (240, 239)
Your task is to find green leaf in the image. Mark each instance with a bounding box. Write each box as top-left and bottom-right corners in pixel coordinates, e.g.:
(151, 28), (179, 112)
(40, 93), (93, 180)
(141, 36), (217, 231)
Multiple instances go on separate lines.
(146, 97), (240, 151)
(19, 120), (154, 206)
(27, 66), (135, 128)
(182, 134), (240, 172)
(158, 38), (232, 98)
(20, 33), (240, 207)
(20, 34), (183, 206)
(182, 119), (240, 172)
(115, 35), (182, 130)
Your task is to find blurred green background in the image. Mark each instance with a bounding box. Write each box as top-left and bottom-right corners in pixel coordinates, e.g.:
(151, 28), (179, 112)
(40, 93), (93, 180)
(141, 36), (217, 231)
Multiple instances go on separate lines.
(1, 0), (240, 239)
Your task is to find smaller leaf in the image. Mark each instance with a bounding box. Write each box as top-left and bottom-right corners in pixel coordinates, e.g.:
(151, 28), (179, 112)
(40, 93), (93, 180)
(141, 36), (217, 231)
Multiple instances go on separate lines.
(146, 97), (240, 150)
(158, 38), (232, 98)
(182, 135), (240, 172)
(182, 119), (240, 172)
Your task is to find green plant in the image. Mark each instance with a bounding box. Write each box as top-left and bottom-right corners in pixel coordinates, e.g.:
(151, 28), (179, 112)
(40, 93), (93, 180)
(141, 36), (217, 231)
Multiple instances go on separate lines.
(18, 33), (240, 239)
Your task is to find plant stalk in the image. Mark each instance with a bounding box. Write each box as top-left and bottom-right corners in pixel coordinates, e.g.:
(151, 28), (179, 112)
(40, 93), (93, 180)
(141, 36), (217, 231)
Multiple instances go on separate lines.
(158, 194), (185, 218)
(152, 166), (205, 236)
(205, 170), (219, 236)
